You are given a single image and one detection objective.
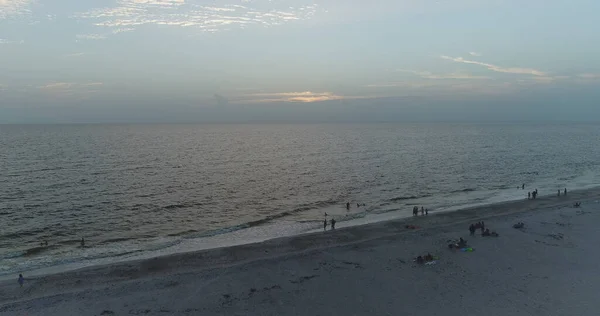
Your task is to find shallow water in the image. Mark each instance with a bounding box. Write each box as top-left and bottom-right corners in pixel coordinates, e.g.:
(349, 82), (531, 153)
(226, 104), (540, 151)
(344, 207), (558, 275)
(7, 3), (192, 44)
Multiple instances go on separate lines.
(1, 122), (600, 276)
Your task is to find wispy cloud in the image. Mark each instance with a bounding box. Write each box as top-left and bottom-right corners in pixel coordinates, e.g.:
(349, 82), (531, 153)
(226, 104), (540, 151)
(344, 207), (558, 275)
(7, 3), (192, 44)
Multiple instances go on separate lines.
(63, 52), (86, 58)
(38, 82), (104, 97)
(239, 91), (357, 103)
(469, 52), (482, 57)
(74, 0), (320, 36)
(0, 0), (32, 19)
(441, 55), (547, 76)
(578, 73), (600, 79)
(396, 69), (490, 80)
(76, 34), (107, 40)
(0, 38), (25, 45)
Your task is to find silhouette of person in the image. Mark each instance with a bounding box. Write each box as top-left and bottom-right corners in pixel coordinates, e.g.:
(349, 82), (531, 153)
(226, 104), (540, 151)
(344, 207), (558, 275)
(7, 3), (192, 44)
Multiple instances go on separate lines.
(324, 218), (327, 231)
(331, 218), (336, 230)
(18, 274), (24, 287)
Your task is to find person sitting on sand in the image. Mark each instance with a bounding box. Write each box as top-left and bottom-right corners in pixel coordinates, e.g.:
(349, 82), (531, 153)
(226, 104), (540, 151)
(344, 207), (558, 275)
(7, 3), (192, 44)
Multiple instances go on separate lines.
(18, 274), (24, 287)
(416, 256), (424, 264)
(458, 238), (467, 248)
(482, 229), (491, 237)
(424, 253), (433, 261)
(491, 231), (499, 237)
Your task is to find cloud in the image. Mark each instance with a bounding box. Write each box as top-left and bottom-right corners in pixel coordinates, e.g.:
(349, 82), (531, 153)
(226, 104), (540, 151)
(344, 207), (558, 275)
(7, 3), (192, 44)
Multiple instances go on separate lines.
(240, 91), (357, 103)
(76, 34), (107, 40)
(64, 52), (86, 58)
(74, 0), (320, 36)
(440, 55), (547, 76)
(469, 52), (482, 57)
(578, 73), (600, 79)
(0, 0), (32, 19)
(38, 82), (104, 97)
(396, 69), (490, 80)
(0, 38), (25, 45)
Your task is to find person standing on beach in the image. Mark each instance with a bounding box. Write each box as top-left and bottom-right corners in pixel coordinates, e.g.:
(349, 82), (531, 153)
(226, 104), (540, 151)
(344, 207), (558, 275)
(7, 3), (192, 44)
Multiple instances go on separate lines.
(346, 202), (350, 210)
(420, 207), (425, 216)
(558, 189), (561, 196)
(324, 218), (328, 231)
(18, 274), (24, 287)
(522, 183), (525, 190)
(528, 192), (531, 199)
(331, 218), (336, 230)
(81, 238), (85, 247)
(425, 209), (429, 216)
(469, 224), (475, 236)
(564, 188), (567, 195)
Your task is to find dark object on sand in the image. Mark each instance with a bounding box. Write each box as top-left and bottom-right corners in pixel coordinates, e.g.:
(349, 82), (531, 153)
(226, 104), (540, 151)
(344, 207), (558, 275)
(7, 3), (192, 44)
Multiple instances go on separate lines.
(405, 225), (420, 229)
(574, 202), (581, 208)
(513, 222), (525, 229)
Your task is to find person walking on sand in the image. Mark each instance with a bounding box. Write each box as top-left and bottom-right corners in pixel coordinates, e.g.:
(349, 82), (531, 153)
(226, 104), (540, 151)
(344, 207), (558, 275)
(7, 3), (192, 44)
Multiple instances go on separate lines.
(331, 218), (336, 230)
(522, 183), (525, 190)
(18, 274), (24, 287)
(469, 224), (476, 236)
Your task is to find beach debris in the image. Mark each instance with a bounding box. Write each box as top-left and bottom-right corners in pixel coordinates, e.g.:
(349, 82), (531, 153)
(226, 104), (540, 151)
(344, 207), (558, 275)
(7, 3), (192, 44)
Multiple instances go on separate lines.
(405, 225), (420, 230)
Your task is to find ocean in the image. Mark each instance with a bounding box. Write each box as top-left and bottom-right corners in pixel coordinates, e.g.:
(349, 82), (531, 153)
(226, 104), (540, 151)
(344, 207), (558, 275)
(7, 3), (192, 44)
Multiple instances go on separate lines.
(1, 123), (600, 277)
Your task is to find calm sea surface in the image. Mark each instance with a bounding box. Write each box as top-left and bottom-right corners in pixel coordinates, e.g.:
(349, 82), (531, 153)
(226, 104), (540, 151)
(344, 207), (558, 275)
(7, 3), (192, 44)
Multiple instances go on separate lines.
(1, 123), (600, 276)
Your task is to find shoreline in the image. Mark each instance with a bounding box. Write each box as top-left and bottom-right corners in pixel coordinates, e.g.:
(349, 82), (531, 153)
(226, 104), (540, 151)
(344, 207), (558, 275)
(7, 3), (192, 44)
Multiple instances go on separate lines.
(2, 188), (599, 315)
(2, 187), (597, 285)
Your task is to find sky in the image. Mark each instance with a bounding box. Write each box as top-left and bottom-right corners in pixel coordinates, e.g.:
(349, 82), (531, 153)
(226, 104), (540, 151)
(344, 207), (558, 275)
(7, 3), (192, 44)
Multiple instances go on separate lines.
(1, 0), (600, 123)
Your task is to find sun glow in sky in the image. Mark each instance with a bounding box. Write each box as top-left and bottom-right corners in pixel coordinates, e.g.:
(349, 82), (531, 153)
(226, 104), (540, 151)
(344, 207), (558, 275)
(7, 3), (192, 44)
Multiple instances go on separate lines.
(1, 0), (600, 122)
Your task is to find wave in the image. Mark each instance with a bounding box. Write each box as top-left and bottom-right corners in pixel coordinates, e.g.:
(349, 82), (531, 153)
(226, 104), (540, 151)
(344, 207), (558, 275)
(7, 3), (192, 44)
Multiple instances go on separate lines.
(389, 194), (432, 202)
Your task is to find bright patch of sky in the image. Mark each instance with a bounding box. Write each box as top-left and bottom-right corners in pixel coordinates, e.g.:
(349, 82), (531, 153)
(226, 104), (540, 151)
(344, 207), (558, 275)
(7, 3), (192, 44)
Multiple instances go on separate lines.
(1, 0), (600, 122)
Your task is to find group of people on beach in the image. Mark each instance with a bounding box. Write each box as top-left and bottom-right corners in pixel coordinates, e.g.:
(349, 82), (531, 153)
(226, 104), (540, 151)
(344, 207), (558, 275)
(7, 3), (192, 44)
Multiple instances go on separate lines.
(412, 206), (428, 216)
(525, 185), (570, 200)
(528, 189), (539, 200)
(324, 217), (336, 231)
(469, 221), (498, 237)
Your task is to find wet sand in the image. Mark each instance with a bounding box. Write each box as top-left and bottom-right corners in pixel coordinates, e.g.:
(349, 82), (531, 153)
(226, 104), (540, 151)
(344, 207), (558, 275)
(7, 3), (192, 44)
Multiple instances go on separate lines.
(1, 189), (599, 316)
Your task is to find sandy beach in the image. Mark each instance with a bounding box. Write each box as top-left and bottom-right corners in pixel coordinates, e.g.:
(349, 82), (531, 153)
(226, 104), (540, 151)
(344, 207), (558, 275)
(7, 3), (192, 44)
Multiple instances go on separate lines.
(2, 189), (599, 316)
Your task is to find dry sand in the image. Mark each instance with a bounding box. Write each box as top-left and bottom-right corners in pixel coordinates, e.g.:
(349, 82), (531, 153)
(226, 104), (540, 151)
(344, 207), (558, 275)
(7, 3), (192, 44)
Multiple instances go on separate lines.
(1, 189), (599, 316)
